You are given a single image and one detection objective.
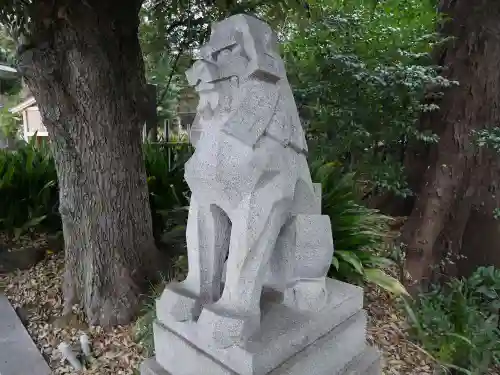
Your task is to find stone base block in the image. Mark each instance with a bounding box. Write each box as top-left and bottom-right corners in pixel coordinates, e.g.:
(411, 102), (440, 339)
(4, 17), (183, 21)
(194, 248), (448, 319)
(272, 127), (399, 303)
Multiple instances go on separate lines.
(141, 312), (379, 375)
(141, 279), (380, 375)
(158, 279), (363, 375)
(343, 348), (381, 375)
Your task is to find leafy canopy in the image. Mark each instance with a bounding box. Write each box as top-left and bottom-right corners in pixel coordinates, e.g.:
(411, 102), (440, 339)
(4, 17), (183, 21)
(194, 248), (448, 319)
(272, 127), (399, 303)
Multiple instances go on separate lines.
(284, 0), (451, 197)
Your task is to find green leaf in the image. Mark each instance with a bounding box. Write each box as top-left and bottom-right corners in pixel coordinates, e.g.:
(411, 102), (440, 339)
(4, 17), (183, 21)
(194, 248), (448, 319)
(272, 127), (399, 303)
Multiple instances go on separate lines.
(476, 285), (498, 299)
(22, 215), (47, 229)
(336, 250), (364, 275)
(363, 268), (409, 296)
(442, 332), (473, 347)
(332, 255), (340, 270)
(13, 226), (22, 240)
(401, 297), (423, 334)
(439, 363), (472, 375)
(365, 254), (395, 268)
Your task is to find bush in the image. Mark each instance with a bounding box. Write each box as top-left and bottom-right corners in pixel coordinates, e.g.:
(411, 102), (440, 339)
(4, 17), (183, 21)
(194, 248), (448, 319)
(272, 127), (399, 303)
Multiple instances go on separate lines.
(0, 100), (21, 140)
(0, 141), (192, 246)
(284, 0), (451, 197)
(134, 255), (188, 357)
(313, 161), (407, 295)
(403, 266), (500, 374)
(143, 142), (191, 251)
(0, 138), (59, 237)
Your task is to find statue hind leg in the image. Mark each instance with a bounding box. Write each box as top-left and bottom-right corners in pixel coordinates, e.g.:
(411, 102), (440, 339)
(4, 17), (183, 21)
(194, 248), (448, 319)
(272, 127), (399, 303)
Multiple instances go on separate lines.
(197, 184), (292, 348)
(265, 178), (334, 312)
(157, 198), (230, 323)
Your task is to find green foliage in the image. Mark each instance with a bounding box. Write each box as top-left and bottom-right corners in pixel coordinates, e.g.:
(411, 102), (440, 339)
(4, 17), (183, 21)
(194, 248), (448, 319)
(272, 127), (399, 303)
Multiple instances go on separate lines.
(474, 127), (500, 154)
(0, 25), (15, 63)
(472, 128), (500, 218)
(312, 161), (407, 296)
(139, 0), (311, 123)
(284, 0), (452, 197)
(0, 95), (21, 139)
(0, 141), (192, 246)
(403, 266), (500, 374)
(134, 278), (166, 357)
(0, 137), (59, 237)
(0, 27), (21, 95)
(0, 138), (406, 297)
(143, 142), (190, 249)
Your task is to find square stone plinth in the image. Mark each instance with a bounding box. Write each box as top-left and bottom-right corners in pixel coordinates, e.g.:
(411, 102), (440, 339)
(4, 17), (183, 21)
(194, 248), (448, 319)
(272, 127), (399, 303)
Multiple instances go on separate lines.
(141, 279), (380, 375)
(141, 313), (380, 375)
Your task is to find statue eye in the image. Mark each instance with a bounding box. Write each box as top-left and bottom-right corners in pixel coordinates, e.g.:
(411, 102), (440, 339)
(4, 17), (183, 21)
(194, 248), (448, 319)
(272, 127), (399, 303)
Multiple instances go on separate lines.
(212, 44), (237, 61)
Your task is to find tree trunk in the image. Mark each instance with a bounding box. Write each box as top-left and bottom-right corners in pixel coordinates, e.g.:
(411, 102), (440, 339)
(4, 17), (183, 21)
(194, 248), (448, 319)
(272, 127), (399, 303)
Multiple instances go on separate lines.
(145, 84), (159, 142)
(18, 0), (160, 326)
(401, 0), (500, 291)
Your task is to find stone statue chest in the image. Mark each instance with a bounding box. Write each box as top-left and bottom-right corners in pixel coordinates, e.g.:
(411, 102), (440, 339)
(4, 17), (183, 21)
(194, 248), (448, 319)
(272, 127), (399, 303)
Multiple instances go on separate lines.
(184, 129), (298, 208)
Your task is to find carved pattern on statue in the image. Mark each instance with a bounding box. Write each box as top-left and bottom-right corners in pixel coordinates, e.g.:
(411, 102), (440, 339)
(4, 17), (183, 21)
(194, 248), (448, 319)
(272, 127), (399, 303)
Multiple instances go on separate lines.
(157, 14), (335, 349)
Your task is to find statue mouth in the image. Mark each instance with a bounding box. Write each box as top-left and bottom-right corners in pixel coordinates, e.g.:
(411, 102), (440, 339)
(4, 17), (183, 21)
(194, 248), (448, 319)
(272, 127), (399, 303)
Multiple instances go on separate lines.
(194, 81), (216, 93)
(194, 75), (236, 93)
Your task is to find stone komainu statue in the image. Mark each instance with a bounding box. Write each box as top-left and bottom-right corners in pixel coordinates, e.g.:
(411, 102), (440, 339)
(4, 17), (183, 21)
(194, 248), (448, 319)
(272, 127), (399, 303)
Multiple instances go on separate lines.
(157, 14), (334, 348)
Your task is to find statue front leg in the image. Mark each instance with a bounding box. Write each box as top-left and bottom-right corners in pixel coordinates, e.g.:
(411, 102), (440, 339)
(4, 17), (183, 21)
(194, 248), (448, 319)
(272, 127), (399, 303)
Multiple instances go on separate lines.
(197, 192), (290, 348)
(157, 198), (230, 322)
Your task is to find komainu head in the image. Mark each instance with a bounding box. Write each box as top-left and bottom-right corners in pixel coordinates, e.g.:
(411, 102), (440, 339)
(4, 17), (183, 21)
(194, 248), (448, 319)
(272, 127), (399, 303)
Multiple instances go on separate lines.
(186, 14), (307, 154)
(186, 14), (286, 92)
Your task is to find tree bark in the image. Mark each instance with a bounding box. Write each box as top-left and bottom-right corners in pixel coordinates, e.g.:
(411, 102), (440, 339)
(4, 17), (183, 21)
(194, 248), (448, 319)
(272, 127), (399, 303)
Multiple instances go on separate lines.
(145, 84), (158, 142)
(401, 0), (500, 291)
(18, 0), (160, 326)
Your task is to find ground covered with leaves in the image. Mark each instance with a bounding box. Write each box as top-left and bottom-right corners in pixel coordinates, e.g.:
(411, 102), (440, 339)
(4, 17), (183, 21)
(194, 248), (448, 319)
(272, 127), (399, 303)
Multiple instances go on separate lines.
(0, 250), (436, 375)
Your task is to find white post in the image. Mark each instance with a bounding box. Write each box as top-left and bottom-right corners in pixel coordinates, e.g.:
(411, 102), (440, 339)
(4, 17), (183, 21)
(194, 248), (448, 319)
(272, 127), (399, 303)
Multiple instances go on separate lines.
(22, 110), (29, 142)
(58, 342), (83, 371)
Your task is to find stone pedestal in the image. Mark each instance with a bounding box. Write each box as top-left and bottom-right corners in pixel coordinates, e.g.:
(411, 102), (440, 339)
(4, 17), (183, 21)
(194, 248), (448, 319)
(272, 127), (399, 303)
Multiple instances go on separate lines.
(140, 279), (380, 375)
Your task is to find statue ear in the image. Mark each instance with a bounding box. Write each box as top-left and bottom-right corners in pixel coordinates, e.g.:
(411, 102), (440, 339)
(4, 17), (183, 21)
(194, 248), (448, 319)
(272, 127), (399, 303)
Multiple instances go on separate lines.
(246, 44), (283, 82)
(210, 22), (217, 34)
(234, 30), (249, 60)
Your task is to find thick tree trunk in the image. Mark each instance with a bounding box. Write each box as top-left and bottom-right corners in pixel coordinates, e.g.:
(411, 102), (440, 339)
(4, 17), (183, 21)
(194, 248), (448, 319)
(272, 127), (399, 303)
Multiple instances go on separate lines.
(18, 1), (160, 326)
(401, 0), (500, 291)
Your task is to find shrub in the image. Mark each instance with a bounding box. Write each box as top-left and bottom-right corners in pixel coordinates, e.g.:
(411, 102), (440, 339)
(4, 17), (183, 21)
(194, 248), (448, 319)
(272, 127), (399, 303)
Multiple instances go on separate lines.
(143, 142), (191, 251)
(0, 102), (22, 141)
(284, 0), (450, 197)
(0, 141), (192, 246)
(312, 161), (407, 295)
(0, 138), (59, 237)
(403, 266), (500, 374)
(134, 255), (188, 357)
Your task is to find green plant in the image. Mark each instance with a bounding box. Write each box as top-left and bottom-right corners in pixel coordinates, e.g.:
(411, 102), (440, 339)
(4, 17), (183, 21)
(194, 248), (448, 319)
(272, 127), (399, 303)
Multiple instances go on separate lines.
(134, 255), (188, 356)
(0, 140), (192, 246)
(312, 161), (407, 296)
(143, 142), (190, 250)
(0, 137), (60, 236)
(284, 0), (451, 197)
(134, 278), (166, 357)
(403, 266), (500, 374)
(0, 97), (21, 139)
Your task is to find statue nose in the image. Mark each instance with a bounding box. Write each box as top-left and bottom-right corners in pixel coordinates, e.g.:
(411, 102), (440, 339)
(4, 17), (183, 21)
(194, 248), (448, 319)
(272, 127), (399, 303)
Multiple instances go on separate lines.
(186, 60), (219, 87)
(185, 63), (201, 86)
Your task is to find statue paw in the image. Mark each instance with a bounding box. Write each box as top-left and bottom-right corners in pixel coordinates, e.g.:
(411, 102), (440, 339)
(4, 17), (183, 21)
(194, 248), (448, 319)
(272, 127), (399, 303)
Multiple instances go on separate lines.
(156, 283), (202, 323)
(197, 304), (260, 348)
(283, 278), (328, 312)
